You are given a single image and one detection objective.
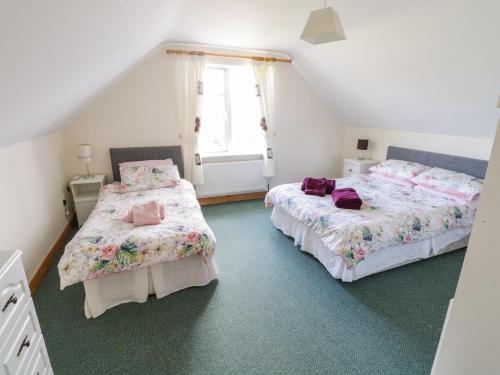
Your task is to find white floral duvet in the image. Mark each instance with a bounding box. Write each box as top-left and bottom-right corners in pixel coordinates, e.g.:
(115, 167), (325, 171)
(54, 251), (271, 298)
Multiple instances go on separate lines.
(265, 175), (476, 270)
(58, 180), (215, 289)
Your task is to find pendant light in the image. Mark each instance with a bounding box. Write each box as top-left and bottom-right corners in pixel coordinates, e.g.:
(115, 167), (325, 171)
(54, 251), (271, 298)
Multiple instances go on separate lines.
(300, 1), (346, 45)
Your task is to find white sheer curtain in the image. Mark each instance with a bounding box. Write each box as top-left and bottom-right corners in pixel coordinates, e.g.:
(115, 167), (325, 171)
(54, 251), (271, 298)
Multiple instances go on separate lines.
(174, 54), (205, 185)
(252, 61), (276, 178)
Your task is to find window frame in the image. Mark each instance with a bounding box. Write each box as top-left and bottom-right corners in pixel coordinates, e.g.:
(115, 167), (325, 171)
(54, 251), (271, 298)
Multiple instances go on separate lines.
(201, 63), (262, 156)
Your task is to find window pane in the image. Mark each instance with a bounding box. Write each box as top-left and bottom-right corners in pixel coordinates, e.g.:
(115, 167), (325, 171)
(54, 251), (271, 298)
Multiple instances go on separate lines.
(199, 68), (228, 153)
(229, 65), (263, 153)
(204, 68), (226, 95)
(198, 65), (263, 155)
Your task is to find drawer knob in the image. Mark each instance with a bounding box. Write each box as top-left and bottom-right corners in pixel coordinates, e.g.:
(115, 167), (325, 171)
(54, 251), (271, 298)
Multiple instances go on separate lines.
(2, 293), (17, 312)
(17, 335), (30, 357)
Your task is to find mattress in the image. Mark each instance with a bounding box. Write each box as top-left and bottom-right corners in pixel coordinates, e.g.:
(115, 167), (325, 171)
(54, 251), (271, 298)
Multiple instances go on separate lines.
(266, 175), (476, 281)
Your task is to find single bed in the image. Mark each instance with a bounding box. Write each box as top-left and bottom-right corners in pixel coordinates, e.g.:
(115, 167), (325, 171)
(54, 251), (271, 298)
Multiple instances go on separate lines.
(58, 146), (218, 318)
(265, 147), (488, 282)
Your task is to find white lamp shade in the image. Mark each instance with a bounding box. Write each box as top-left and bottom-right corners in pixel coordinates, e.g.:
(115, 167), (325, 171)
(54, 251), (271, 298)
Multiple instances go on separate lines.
(78, 144), (92, 161)
(301, 7), (346, 45)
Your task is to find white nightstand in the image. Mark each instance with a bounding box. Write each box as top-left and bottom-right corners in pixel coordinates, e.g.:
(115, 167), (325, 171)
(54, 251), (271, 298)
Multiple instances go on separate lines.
(343, 159), (378, 177)
(69, 174), (106, 227)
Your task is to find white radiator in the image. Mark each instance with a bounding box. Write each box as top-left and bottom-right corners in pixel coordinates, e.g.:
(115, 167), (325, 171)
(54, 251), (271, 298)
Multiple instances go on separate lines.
(196, 160), (268, 198)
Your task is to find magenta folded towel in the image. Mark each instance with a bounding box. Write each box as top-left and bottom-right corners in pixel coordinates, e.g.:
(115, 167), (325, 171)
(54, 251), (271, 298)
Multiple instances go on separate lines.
(305, 179), (327, 197)
(123, 200), (166, 226)
(332, 188), (363, 210)
(301, 177), (336, 195)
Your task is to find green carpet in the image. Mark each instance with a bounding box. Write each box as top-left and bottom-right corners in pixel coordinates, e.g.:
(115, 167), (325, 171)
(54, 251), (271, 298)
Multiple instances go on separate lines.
(34, 200), (464, 374)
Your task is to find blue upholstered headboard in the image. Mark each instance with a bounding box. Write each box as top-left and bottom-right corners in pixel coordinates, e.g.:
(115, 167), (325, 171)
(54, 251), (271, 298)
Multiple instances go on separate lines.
(110, 146), (184, 181)
(386, 146), (488, 179)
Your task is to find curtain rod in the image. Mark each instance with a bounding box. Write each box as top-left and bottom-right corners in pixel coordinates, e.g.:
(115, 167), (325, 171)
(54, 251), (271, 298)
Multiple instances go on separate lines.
(166, 48), (292, 63)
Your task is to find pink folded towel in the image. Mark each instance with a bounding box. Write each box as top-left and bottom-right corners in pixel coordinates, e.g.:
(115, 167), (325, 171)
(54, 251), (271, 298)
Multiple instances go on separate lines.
(332, 188), (363, 210)
(123, 200), (165, 226)
(301, 177), (336, 196)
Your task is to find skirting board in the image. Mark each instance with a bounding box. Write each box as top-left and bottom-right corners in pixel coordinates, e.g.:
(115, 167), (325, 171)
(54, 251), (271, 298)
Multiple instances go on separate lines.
(29, 214), (77, 294)
(198, 191), (267, 206)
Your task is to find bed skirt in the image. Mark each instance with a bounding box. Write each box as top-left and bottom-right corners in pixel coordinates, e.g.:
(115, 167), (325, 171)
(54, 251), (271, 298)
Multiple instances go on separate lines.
(83, 256), (218, 318)
(271, 206), (470, 282)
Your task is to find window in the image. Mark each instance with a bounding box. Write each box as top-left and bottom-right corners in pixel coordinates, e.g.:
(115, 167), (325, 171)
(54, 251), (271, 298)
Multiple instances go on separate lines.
(199, 65), (263, 155)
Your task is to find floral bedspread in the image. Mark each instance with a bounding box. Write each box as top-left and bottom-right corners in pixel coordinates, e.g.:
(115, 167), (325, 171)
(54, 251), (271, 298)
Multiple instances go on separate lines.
(265, 175), (476, 270)
(58, 180), (215, 289)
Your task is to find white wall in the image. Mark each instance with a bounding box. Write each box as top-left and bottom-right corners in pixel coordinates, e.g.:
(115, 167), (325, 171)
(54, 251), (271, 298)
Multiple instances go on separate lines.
(0, 133), (68, 278)
(61, 47), (180, 180)
(431, 122), (500, 374)
(61, 45), (344, 186)
(343, 126), (493, 162)
(271, 61), (344, 185)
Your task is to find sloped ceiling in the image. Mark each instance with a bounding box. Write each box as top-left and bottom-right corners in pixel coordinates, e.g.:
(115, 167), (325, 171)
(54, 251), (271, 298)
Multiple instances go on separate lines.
(0, 0), (182, 146)
(1, 0), (499, 147)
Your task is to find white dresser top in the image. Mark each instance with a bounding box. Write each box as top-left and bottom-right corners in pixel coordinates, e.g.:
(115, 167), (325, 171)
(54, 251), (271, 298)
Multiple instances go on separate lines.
(0, 251), (20, 274)
(344, 158), (378, 165)
(69, 174), (106, 185)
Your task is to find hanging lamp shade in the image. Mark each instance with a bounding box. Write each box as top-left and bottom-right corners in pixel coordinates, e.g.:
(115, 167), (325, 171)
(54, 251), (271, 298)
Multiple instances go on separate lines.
(300, 7), (346, 45)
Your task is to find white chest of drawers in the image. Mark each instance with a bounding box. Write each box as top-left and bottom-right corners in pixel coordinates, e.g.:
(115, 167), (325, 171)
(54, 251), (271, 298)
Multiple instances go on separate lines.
(0, 251), (52, 375)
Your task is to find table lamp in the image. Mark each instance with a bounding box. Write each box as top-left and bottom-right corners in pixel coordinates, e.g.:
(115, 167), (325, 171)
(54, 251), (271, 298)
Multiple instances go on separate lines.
(78, 144), (93, 179)
(357, 139), (368, 160)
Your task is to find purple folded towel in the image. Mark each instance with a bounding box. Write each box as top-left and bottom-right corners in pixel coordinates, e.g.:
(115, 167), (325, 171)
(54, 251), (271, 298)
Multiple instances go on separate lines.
(322, 179), (336, 194)
(301, 177), (310, 191)
(304, 178), (327, 197)
(332, 188), (363, 210)
(301, 177), (336, 195)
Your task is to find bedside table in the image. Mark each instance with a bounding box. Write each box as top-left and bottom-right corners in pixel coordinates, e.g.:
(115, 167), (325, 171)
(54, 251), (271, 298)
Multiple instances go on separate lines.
(343, 159), (378, 177)
(69, 174), (106, 227)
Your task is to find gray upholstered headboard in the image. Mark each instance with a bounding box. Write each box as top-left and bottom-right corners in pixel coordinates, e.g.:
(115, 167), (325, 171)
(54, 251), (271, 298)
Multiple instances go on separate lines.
(110, 146), (184, 181)
(386, 146), (488, 179)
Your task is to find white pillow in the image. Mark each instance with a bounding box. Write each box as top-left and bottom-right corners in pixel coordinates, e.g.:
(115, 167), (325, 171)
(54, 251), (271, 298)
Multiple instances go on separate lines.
(369, 172), (415, 188)
(411, 167), (483, 201)
(369, 159), (431, 183)
(119, 164), (180, 192)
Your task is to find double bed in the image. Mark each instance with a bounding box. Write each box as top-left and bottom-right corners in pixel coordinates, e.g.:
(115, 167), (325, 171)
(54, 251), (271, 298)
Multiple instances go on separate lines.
(266, 147), (488, 282)
(58, 146), (218, 318)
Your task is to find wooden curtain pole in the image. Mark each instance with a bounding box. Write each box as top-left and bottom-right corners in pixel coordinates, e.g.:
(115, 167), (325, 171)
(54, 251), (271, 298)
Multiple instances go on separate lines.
(166, 48), (292, 63)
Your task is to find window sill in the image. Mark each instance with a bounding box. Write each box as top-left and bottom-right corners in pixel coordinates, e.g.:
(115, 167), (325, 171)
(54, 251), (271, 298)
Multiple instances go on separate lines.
(202, 152), (263, 164)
